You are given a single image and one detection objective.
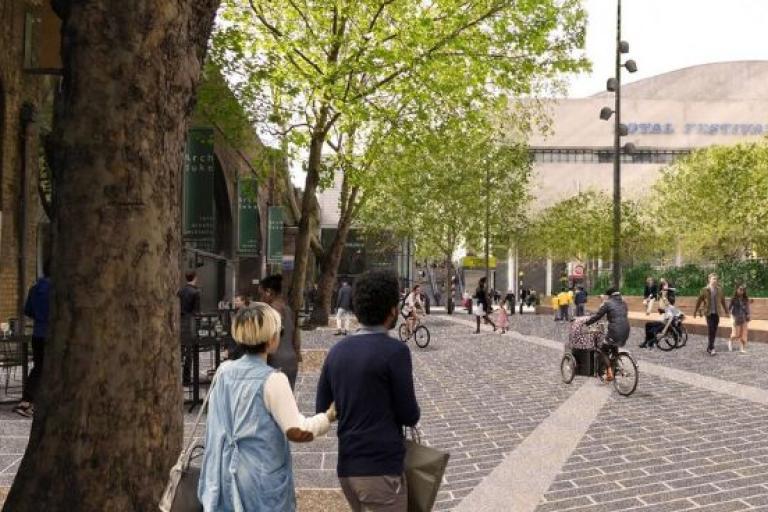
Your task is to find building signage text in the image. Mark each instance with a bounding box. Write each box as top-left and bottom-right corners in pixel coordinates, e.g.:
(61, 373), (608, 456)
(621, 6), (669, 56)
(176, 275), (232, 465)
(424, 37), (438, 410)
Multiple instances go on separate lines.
(627, 122), (768, 136)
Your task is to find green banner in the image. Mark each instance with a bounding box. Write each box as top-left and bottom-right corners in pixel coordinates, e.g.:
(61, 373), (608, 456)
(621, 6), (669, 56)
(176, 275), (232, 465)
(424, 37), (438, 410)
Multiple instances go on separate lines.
(267, 206), (284, 264)
(183, 128), (215, 252)
(238, 179), (260, 254)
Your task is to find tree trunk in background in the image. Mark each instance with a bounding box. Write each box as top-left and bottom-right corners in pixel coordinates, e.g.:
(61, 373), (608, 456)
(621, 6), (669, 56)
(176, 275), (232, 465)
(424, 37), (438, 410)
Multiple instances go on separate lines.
(288, 111), (328, 341)
(310, 212), (354, 326)
(443, 256), (454, 314)
(4, 1), (219, 510)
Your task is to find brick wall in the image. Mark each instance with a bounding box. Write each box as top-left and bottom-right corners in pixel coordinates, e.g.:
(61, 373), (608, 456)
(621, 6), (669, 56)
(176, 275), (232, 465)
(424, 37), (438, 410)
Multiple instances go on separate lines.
(0, 0), (50, 324)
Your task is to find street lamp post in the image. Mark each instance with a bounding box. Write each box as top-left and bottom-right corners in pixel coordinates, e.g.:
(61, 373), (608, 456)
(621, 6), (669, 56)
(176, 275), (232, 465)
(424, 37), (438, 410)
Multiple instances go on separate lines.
(484, 163), (491, 288)
(600, 0), (637, 289)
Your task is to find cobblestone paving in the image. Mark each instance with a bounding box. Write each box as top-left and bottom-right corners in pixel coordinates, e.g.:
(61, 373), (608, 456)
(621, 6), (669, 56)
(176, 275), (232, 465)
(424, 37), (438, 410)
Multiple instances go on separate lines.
(537, 373), (768, 512)
(2, 313), (768, 512)
(291, 317), (580, 511)
(507, 313), (768, 390)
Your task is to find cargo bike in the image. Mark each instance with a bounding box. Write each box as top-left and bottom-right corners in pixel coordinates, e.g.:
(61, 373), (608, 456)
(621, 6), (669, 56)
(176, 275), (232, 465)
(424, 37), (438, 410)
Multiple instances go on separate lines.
(560, 317), (639, 396)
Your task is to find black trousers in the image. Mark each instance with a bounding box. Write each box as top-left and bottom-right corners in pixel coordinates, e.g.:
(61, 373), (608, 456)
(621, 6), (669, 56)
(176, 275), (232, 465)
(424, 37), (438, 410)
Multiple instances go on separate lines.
(706, 314), (720, 351)
(644, 321), (665, 347)
(22, 337), (45, 403)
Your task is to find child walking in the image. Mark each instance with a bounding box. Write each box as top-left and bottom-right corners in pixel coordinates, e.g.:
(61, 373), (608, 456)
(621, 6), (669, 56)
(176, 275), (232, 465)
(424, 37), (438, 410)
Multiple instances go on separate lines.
(496, 297), (510, 334)
(729, 285), (750, 353)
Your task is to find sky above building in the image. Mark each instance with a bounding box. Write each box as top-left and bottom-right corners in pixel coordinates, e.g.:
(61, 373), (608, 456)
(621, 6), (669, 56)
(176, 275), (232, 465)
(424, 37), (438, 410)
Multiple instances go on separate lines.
(567, 0), (767, 98)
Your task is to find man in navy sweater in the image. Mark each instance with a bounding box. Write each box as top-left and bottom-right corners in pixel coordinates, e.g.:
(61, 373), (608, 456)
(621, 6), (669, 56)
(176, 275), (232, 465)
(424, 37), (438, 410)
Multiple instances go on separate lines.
(317, 270), (420, 511)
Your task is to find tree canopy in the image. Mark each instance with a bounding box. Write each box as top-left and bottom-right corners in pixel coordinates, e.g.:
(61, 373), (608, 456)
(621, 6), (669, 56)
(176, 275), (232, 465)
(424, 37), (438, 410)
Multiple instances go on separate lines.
(653, 143), (768, 260)
(518, 190), (659, 264)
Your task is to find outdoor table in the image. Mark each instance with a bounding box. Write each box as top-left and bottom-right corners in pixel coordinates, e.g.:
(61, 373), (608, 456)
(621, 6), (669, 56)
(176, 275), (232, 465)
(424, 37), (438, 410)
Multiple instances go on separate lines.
(0, 335), (31, 401)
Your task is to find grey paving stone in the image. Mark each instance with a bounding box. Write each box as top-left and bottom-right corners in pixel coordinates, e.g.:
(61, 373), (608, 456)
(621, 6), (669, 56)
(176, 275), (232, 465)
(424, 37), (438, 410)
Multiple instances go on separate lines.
(536, 495), (594, 512)
(690, 485), (768, 505)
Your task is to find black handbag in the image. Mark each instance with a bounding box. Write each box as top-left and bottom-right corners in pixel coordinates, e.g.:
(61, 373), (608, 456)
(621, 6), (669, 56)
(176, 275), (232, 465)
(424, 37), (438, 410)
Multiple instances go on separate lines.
(159, 375), (217, 512)
(404, 428), (450, 512)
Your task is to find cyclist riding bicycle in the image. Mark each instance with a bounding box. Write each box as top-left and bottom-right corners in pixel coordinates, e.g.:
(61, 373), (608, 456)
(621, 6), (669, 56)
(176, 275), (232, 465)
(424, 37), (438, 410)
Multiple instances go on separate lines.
(403, 284), (425, 335)
(585, 287), (630, 381)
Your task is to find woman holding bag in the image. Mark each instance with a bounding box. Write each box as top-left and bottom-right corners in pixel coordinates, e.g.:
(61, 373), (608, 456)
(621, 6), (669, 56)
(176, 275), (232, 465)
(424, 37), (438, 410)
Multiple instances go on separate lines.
(473, 277), (497, 334)
(198, 303), (336, 511)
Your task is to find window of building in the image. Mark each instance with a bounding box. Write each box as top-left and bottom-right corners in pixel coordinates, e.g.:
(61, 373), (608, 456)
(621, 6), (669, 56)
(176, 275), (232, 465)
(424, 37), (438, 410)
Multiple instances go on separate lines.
(529, 148), (690, 165)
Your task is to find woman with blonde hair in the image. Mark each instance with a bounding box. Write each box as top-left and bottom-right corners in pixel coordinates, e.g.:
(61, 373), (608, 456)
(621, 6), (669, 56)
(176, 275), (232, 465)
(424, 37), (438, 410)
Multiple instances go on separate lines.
(198, 303), (336, 511)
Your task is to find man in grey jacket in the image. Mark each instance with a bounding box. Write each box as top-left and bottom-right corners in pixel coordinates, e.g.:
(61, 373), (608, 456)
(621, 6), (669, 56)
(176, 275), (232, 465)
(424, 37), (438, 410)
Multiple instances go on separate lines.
(335, 281), (353, 335)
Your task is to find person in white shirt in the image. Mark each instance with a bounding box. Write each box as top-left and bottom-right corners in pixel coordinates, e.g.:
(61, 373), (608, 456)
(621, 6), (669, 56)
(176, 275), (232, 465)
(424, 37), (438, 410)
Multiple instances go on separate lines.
(198, 303), (336, 511)
(403, 284), (425, 335)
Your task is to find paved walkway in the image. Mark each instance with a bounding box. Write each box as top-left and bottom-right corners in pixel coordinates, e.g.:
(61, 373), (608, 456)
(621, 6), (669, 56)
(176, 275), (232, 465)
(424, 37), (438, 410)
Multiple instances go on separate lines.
(2, 314), (768, 511)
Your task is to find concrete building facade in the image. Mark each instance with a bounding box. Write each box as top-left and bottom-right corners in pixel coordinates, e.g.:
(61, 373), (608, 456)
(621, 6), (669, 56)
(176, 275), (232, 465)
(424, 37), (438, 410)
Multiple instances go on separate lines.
(517, 61), (768, 295)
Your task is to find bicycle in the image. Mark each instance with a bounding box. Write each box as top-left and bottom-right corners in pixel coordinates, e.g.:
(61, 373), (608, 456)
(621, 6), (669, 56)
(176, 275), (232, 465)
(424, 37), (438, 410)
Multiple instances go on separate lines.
(398, 317), (431, 348)
(561, 324), (639, 396)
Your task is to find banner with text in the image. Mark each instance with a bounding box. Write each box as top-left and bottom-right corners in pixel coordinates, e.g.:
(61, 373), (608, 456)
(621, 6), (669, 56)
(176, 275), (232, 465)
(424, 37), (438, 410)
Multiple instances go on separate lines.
(267, 206), (284, 264)
(238, 178), (260, 255)
(183, 128), (215, 252)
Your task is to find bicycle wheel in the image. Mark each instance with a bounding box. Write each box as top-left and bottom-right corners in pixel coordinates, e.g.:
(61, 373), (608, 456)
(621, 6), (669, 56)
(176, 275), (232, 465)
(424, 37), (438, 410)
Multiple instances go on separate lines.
(613, 352), (639, 396)
(657, 333), (676, 351)
(560, 353), (576, 384)
(398, 324), (409, 342)
(678, 325), (688, 347)
(414, 326), (430, 348)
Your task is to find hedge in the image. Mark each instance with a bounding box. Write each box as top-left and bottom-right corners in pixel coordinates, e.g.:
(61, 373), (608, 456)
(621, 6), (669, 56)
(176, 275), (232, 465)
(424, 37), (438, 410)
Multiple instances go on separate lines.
(591, 260), (768, 297)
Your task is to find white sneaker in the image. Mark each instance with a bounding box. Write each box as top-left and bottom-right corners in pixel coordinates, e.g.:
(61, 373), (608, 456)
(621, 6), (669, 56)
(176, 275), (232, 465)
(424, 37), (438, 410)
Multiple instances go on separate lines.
(711, 349), (716, 355)
(728, 340), (733, 352)
(740, 347), (746, 353)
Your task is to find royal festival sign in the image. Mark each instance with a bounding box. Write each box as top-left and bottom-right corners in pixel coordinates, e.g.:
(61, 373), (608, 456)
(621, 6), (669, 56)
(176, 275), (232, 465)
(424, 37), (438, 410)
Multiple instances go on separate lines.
(627, 122), (768, 136)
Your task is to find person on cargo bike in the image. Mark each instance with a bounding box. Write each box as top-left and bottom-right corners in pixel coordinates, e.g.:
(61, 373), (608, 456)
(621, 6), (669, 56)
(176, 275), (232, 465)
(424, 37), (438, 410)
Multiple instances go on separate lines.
(584, 287), (630, 382)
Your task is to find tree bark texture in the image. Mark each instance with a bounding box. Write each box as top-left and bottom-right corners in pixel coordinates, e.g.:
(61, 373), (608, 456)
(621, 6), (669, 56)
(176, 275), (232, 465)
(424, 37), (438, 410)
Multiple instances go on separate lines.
(288, 111), (328, 336)
(310, 202), (355, 327)
(4, 1), (219, 511)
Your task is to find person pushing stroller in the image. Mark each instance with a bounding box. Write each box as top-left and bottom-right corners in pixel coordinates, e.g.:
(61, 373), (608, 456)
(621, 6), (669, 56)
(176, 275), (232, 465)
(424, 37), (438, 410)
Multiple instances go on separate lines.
(584, 287), (630, 381)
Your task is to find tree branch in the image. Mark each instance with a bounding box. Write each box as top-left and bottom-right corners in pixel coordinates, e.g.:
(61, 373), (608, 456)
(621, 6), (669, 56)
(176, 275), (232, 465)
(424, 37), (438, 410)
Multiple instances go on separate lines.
(351, 1), (510, 101)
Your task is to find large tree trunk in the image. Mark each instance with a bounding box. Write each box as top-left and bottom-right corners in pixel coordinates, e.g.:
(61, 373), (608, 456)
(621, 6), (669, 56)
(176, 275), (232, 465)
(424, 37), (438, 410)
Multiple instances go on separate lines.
(4, 2), (219, 511)
(310, 209), (354, 326)
(288, 109), (328, 338)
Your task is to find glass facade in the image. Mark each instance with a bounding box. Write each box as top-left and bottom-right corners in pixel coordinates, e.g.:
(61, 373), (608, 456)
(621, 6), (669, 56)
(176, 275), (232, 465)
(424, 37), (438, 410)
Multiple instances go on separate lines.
(530, 147), (690, 165)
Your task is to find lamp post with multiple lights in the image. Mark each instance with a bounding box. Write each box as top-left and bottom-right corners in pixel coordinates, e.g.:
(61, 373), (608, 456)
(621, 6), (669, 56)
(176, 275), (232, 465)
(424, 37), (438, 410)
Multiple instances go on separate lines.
(599, 0), (637, 288)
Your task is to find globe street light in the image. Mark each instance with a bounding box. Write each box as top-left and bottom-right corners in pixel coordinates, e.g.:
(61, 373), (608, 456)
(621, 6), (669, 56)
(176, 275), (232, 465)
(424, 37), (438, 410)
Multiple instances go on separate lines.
(599, 0), (637, 289)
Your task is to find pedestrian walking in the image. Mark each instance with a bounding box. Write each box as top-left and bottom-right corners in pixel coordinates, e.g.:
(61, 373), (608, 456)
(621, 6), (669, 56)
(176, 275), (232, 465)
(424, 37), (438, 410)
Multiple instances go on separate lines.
(316, 270), (420, 512)
(643, 277), (658, 315)
(504, 289), (516, 315)
(519, 287), (529, 315)
(551, 293), (560, 321)
(198, 303), (336, 511)
(473, 277), (497, 333)
(574, 286), (588, 317)
(694, 273), (729, 356)
(728, 285), (750, 353)
(14, 262), (51, 418)
(557, 287), (571, 322)
(496, 296), (510, 334)
(178, 271), (201, 386)
(260, 274), (300, 390)
(335, 281), (353, 335)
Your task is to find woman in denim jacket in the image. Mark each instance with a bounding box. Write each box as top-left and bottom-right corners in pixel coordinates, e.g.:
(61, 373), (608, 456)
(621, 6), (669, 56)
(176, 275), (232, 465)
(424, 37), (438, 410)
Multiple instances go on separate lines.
(198, 303), (336, 511)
